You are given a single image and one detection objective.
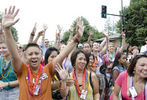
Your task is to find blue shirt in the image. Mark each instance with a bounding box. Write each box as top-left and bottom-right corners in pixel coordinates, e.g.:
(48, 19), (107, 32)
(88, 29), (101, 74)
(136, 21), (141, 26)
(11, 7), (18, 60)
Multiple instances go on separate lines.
(113, 64), (127, 74)
(0, 57), (17, 90)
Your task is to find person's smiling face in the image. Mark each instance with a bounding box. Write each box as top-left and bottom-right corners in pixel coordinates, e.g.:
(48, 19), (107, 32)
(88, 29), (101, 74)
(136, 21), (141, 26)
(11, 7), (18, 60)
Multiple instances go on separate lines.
(134, 57), (147, 78)
(75, 52), (87, 70)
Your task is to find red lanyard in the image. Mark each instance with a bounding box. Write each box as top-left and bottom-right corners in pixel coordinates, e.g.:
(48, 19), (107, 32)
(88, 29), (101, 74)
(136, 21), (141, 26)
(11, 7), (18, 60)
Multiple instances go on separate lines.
(73, 68), (85, 96)
(27, 64), (42, 94)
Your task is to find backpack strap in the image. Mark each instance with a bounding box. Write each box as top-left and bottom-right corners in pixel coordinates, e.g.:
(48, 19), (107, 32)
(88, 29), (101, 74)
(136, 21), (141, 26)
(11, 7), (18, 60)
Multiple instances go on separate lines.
(90, 72), (93, 89)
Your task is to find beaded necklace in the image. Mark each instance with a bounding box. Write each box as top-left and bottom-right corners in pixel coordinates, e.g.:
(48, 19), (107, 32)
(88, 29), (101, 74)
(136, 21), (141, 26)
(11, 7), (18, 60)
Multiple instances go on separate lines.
(73, 68), (89, 98)
(27, 65), (43, 100)
(1, 57), (12, 78)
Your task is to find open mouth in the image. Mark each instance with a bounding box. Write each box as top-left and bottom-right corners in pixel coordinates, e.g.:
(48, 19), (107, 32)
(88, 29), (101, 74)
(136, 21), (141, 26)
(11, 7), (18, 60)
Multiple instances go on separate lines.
(31, 60), (38, 65)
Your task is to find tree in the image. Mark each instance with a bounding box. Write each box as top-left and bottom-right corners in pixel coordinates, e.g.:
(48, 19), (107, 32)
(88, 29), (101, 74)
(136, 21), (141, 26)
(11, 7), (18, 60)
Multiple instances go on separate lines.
(62, 16), (103, 43)
(0, 14), (18, 42)
(117, 0), (147, 47)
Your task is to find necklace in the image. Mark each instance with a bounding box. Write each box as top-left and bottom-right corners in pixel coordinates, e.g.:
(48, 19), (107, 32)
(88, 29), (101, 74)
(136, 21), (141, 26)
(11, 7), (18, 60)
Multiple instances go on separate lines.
(1, 57), (12, 78)
(130, 77), (147, 100)
(73, 68), (88, 99)
(27, 64), (43, 100)
(107, 51), (115, 63)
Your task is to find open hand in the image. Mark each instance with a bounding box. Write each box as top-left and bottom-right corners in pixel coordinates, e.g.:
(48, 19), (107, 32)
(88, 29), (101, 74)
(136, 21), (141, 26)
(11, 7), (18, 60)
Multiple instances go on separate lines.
(2, 6), (19, 29)
(55, 63), (68, 81)
(89, 29), (94, 36)
(102, 30), (109, 38)
(76, 17), (84, 38)
(70, 25), (74, 33)
(38, 30), (44, 36)
(57, 25), (62, 33)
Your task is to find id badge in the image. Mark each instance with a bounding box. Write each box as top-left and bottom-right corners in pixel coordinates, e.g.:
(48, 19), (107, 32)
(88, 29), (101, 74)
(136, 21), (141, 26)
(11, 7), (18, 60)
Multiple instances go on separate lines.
(80, 90), (87, 100)
(129, 87), (137, 97)
(34, 85), (40, 95)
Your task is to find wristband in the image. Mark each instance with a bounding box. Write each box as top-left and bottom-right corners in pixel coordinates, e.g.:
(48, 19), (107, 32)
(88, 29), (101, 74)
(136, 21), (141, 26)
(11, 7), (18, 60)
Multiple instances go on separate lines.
(8, 82), (10, 87)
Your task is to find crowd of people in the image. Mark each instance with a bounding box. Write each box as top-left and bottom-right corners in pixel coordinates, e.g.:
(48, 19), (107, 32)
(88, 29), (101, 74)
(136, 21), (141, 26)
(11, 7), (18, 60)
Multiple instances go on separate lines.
(0, 6), (147, 100)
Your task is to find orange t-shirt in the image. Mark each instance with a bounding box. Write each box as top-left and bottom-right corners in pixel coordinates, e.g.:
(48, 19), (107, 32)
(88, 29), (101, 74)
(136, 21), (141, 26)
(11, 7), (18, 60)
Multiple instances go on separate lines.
(16, 62), (54, 100)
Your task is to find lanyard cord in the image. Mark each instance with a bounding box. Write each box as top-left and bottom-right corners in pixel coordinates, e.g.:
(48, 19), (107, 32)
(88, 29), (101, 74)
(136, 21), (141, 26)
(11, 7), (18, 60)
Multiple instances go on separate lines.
(130, 77), (147, 100)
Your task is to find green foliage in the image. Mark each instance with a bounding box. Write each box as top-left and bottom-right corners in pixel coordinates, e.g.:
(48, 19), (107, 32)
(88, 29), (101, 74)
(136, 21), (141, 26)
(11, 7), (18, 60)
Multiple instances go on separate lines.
(11, 27), (18, 42)
(62, 16), (103, 43)
(117, 0), (147, 47)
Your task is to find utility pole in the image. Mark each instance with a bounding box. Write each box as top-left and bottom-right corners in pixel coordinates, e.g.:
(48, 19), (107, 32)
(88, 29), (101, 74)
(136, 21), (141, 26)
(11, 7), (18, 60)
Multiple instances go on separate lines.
(101, 0), (125, 46)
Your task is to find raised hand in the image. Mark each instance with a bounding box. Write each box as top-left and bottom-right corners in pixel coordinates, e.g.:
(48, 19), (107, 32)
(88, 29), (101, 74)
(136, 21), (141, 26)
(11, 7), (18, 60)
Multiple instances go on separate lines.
(57, 25), (62, 33)
(76, 17), (84, 38)
(56, 25), (61, 40)
(102, 30), (109, 38)
(69, 25), (74, 33)
(2, 6), (19, 28)
(54, 63), (68, 81)
(37, 30), (44, 37)
(121, 31), (125, 37)
(89, 29), (94, 36)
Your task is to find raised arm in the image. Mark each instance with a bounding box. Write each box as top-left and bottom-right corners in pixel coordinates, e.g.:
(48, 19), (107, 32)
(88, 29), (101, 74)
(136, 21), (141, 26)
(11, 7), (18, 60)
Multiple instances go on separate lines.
(40, 24), (48, 46)
(28, 23), (37, 43)
(88, 29), (94, 44)
(100, 31), (109, 56)
(119, 31), (126, 52)
(33, 30), (44, 43)
(54, 25), (62, 49)
(67, 25), (74, 42)
(53, 18), (84, 73)
(2, 6), (22, 73)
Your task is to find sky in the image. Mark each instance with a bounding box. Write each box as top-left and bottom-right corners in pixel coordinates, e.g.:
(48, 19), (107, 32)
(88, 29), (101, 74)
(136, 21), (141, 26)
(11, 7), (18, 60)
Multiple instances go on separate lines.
(0, 0), (130, 45)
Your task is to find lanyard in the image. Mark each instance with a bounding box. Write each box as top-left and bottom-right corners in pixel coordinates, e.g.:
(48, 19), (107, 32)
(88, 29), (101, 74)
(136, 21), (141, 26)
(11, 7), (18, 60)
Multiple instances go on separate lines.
(107, 52), (115, 63)
(130, 77), (147, 100)
(73, 68), (85, 96)
(97, 54), (104, 66)
(27, 64), (43, 100)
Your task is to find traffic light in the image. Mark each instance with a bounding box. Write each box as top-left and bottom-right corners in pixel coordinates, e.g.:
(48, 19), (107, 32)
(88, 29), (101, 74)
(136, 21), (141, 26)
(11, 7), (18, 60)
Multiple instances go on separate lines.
(101, 5), (107, 18)
(124, 14), (129, 24)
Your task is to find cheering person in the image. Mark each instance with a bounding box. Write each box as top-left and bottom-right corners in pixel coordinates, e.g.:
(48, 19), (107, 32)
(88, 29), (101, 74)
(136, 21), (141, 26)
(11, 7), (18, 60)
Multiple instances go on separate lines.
(2, 6), (84, 100)
(59, 49), (100, 100)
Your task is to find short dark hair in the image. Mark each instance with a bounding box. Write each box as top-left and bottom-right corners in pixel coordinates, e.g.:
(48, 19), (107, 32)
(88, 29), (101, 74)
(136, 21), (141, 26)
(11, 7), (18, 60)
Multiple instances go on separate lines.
(24, 43), (40, 51)
(127, 54), (147, 76)
(71, 49), (89, 67)
(45, 47), (59, 65)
